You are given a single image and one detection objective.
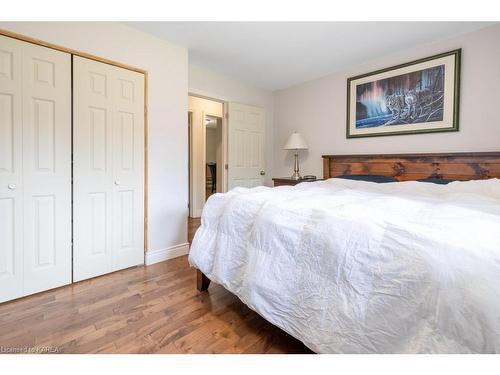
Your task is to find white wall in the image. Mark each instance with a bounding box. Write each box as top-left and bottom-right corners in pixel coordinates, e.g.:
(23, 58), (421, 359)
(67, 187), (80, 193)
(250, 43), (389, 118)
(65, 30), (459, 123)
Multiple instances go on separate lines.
(0, 22), (189, 255)
(273, 24), (500, 179)
(189, 63), (275, 185)
(206, 128), (218, 163)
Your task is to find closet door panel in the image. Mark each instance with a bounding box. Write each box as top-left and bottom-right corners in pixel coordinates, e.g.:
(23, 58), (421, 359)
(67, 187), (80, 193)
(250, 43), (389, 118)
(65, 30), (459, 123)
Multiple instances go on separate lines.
(73, 57), (114, 281)
(22, 42), (72, 294)
(112, 69), (144, 271)
(0, 36), (23, 303)
(0, 35), (71, 302)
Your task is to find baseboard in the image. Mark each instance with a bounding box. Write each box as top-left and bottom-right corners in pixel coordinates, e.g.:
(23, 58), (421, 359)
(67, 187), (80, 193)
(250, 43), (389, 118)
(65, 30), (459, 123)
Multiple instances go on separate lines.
(145, 242), (190, 266)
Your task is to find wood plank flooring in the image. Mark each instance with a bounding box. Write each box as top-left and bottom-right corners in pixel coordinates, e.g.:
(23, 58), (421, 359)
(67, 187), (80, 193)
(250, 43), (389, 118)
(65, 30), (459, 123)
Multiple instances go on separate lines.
(0, 218), (311, 354)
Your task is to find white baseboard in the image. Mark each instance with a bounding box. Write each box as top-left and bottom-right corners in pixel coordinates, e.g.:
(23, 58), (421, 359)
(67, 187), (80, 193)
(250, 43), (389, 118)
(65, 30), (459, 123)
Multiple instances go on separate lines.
(145, 242), (190, 266)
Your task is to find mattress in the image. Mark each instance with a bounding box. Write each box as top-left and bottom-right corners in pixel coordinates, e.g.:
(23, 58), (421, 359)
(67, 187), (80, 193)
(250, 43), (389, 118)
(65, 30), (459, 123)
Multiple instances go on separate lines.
(188, 178), (500, 353)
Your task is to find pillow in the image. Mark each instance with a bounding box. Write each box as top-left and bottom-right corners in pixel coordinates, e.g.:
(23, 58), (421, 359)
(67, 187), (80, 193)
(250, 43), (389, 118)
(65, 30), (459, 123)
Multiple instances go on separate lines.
(335, 174), (397, 183)
(416, 178), (453, 185)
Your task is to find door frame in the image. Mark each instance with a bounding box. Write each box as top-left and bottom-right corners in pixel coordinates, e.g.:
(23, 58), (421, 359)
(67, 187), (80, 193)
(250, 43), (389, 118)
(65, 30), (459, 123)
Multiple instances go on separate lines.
(187, 93), (228, 217)
(202, 110), (225, 197)
(0, 28), (149, 254)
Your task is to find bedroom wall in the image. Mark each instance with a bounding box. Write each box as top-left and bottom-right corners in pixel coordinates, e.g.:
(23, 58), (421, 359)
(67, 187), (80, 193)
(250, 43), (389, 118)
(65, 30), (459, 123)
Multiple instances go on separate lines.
(206, 128), (218, 163)
(273, 24), (500, 179)
(189, 63), (275, 185)
(0, 22), (189, 260)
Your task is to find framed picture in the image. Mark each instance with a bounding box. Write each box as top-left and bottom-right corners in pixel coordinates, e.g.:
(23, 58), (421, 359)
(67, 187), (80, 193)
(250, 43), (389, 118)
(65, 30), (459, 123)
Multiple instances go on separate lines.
(347, 49), (461, 138)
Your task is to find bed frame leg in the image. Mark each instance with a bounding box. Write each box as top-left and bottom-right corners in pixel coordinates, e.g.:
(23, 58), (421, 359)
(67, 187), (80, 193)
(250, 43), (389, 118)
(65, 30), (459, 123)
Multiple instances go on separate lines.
(196, 269), (211, 292)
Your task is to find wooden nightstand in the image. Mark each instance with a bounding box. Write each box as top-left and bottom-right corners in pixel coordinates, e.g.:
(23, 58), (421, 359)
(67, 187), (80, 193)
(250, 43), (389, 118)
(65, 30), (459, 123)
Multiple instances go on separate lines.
(272, 177), (321, 187)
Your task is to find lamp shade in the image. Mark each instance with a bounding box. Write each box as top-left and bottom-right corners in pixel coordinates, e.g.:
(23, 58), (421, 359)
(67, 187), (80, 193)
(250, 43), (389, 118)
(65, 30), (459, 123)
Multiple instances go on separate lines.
(283, 132), (308, 150)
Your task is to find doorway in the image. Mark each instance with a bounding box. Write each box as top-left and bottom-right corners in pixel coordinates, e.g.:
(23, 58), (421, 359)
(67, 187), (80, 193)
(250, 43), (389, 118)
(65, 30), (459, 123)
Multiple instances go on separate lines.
(188, 95), (227, 219)
(205, 115), (223, 200)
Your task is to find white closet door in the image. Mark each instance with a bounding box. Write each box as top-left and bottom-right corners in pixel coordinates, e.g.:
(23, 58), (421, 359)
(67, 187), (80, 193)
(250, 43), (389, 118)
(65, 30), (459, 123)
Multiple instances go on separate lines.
(0, 35), (71, 303)
(73, 57), (114, 281)
(21, 42), (72, 295)
(111, 66), (145, 272)
(73, 56), (144, 282)
(0, 35), (24, 302)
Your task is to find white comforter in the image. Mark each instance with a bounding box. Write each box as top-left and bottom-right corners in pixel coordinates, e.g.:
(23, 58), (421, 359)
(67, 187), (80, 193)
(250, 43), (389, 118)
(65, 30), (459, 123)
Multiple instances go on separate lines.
(188, 178), (500, 353)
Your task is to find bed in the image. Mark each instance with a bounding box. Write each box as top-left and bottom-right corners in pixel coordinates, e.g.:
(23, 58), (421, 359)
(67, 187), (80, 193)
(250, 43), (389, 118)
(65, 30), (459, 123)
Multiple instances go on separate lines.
(188, 152), (500, 353)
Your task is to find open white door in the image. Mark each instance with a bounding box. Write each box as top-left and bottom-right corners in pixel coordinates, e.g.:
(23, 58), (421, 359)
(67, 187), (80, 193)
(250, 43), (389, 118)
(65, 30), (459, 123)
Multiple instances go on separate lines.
(227, 103), (265, 189)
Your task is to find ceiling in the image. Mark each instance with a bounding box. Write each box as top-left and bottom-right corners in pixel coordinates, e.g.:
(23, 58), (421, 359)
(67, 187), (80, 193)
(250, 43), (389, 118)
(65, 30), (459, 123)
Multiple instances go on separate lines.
(127, 22), (495, 91)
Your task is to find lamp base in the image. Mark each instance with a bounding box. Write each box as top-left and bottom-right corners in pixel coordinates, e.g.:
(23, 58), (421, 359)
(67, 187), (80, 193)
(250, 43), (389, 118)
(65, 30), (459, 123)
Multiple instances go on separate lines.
(291, 152), (301, 180)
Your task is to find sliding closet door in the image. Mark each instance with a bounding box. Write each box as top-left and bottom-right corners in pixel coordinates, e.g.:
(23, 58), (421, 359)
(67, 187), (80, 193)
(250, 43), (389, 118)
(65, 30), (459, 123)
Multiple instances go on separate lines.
(73, 56), (144, 282)
(0, 36), (24, 302)
(0, 35), (71, 303)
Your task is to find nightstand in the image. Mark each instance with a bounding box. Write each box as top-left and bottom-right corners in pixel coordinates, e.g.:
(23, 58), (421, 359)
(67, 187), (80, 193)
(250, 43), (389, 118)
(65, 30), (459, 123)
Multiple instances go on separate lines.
(272, 177), (321, 187)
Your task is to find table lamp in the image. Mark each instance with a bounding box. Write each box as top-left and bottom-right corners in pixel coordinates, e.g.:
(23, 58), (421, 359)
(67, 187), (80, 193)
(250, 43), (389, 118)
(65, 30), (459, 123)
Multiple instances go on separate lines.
(283, 132), (308, 180)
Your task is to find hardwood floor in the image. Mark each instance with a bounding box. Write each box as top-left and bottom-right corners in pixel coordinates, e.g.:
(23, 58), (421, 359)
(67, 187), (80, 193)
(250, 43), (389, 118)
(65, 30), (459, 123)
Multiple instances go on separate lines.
(0, 219), (311, 354)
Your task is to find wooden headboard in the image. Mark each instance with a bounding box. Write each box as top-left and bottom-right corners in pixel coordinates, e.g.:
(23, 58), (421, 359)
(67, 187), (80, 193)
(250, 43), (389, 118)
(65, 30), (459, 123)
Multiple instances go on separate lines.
(322, 152), (500, 181)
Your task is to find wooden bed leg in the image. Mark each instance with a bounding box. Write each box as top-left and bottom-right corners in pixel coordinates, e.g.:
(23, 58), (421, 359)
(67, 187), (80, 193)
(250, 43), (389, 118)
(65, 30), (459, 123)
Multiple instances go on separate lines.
(196, 269), (211, 292)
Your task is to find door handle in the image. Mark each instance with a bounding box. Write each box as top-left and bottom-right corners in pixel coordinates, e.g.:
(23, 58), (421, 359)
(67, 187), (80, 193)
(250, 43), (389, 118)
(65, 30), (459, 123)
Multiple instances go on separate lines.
(260, 170), (265, 176)
(114, 180), (120, 186)
(7, 184), (17, 190)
